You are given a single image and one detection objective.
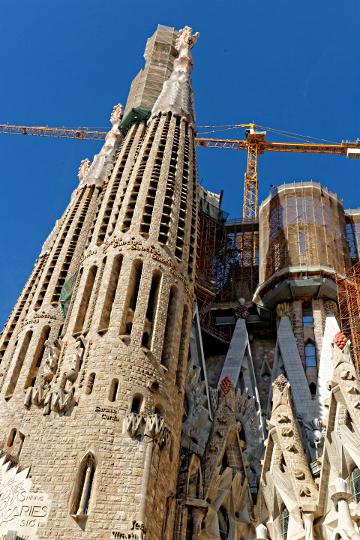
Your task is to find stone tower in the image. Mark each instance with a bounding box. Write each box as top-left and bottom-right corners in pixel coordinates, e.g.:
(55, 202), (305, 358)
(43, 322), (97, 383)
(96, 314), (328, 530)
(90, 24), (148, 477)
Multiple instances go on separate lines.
(0, 25), (199, 540)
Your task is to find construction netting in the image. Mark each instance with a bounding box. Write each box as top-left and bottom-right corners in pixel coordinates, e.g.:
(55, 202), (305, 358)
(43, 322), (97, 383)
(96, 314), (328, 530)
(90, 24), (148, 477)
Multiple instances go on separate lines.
(259, 181), (351, 284)
(345, 209), (360, 265)
(124, 25), (179, 118)
(60, 271), (78, 318)
(336, 261), (360, 374)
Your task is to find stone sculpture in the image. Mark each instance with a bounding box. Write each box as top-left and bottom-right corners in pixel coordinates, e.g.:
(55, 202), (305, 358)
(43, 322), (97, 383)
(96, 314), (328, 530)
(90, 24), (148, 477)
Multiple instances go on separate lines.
(181, 358), (212, 452)
(77, 103), (123, 191)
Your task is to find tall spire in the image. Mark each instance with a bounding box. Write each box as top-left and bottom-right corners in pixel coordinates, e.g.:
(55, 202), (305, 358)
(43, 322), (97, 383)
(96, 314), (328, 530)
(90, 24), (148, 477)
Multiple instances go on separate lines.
(151, 26), (199, 131)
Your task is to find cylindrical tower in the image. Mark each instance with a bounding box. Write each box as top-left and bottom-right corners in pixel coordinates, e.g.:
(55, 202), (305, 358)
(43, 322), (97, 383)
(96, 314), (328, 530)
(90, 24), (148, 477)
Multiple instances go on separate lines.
(259, 181), (351, 285)
(0, 25), (199, 540)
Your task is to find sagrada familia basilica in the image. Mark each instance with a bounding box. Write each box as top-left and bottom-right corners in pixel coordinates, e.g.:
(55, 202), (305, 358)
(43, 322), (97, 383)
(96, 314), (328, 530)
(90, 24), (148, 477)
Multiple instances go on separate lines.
(1, 24), (360, 540)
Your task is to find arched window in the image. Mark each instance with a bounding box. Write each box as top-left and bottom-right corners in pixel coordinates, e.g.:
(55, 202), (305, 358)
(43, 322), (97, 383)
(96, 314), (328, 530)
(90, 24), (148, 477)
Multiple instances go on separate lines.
(218, 506), (229, 540)
(131, 395), (142, 414)
(280, 507), (289, 540)
(7, 429), (17, 447)
(6, 330), (33, 398)
(69, 453), (95, 517)
(305, 342), (316, 369)
(350, 467), (360, 503)
(109, 379), (119, 402)
(154, 404), (163, 415)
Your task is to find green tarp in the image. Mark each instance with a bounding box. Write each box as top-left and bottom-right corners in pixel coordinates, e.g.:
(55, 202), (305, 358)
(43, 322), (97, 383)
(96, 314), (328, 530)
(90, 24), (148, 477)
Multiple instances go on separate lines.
(60, 271), (78, 318)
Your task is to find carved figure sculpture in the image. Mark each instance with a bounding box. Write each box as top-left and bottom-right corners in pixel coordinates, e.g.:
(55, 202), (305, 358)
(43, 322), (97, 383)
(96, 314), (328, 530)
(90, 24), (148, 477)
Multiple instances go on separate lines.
(24, 377), (50, 407)
(181, 358), (212, 450)
(43, 339), (61, 379)
(68, 338), (85, 374)
(236, 387), (264, 481)
(43, 387), (75, 415)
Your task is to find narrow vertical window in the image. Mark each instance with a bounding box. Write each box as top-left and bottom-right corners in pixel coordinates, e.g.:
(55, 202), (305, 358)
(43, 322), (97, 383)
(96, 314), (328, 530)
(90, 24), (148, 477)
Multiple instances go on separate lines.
(302, 301), (313, 326)
(24, 326), (51, 389)
(280, 507), (289, 540)
(73, 266), (97, 335)
(98, 255), (122, 332)
(144, 270), (161, 348)
(161, 287), (178, 368)
(305, 342), (316, 369)
(131, 395), (142, 413)
(7, 429), (17, 447)
(5, 330), (33, 398)
(69, 454), (95, 517)
(176, 305), (189, 388)
(350, 467), (360, 503)
(109, 378), (119, 402)
(121, 259), (143, 334)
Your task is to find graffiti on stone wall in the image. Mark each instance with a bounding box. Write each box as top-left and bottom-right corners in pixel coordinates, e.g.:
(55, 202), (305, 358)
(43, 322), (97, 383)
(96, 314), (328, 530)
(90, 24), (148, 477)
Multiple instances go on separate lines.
(0, 456), (51, 540)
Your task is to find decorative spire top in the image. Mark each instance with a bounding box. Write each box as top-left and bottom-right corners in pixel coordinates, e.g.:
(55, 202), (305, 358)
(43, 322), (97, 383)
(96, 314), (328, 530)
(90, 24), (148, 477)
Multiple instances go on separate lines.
(176, 26), (200, 54)
(77, 104), (123, 191)
(220, 376), (233, 395)
(110, 103), (123, 126)
(151, 26), (199, 131)
(78, 159), (91, 183)
(273, 374), (289, 393)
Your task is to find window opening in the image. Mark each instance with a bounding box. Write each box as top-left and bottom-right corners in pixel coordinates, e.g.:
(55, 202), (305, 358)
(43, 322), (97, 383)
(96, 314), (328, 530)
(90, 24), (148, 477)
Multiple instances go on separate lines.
(305, 342), (316, 369)
(350, 467), (360, 503)
(83, 466), (95, 515)
(280, 507), (289, 540)
(302, 301), (313, 326)
(5, 330), (33, 397)
(220, 452), (228, 475)
(131, 396), (142, 413)
(309, 382), (316, 396)
(109, 379), (119, 402)
(7, 429), (17, 447)
(161, 287), (178, 367)
(218, 506), (229, 540)
(24, 326), (51, 389)
(73, 266), (97, 335)
(176, 304), (189, 388)
(98, 255), (122, 331)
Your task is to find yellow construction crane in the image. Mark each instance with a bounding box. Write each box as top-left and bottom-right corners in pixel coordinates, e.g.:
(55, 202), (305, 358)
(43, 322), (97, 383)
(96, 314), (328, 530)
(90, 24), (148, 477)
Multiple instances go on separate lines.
(1, 123), (359, 225)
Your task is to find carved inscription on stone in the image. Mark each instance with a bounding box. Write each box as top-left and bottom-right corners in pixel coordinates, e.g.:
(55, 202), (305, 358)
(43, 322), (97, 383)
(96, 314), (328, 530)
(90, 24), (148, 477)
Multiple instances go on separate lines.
(112, 521), (147, 539)
(95, 406), (120, 422)
(0, 457), (51, 539)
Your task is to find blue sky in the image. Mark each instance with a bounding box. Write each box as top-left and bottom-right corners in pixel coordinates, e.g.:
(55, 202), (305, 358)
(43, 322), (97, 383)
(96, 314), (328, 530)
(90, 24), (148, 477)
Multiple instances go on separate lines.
(0, 0), (359, 327)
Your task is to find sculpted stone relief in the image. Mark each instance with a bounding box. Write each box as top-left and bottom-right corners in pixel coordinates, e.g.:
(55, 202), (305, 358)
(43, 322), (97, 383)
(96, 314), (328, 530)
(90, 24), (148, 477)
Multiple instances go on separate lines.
(181, 358), (212, 454)
(24, 337), (85, 416)
(123, 413), (171, 447)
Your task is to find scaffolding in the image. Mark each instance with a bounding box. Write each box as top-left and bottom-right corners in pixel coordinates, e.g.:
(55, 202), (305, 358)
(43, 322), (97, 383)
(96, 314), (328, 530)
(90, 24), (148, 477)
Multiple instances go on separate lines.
(336, 261), (360, 375)
(214, 218), (259, 304)
(195, 210), (259, 344)
(345, 210), (360, 266)
(259, 182), (351, 284)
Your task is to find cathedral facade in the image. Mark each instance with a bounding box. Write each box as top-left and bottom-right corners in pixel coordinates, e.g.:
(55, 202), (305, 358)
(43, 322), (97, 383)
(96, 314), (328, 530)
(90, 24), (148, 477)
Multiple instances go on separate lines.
(1, 24), (360, 540)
